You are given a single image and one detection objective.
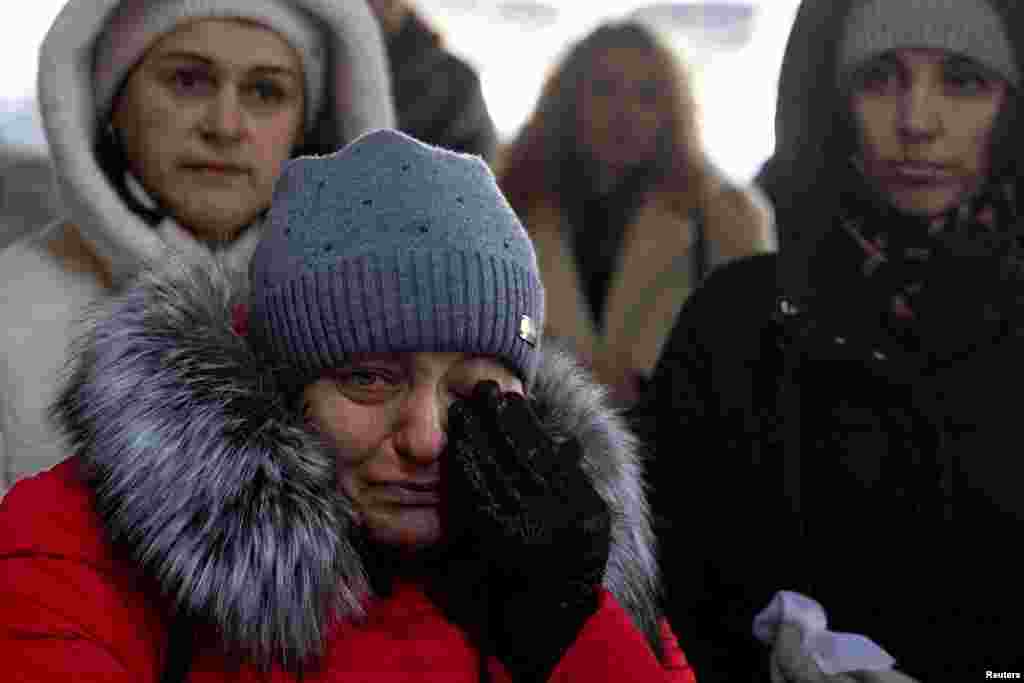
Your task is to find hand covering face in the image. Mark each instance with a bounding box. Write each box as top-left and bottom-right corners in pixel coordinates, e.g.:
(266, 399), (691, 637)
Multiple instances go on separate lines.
(430, 380), (612, 682)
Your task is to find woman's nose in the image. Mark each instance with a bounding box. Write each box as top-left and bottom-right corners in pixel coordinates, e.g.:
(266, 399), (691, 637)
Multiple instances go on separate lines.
(898, 84), (942, 141)
(392, 388), (447, 464)
(201, 87), (246, 142)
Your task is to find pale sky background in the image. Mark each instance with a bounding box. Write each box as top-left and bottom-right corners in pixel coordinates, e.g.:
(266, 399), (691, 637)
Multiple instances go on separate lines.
(0, 0), (802, 181)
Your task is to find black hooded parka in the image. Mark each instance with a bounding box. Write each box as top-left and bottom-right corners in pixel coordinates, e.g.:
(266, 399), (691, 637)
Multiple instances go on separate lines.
(633, 0), (1024, 680)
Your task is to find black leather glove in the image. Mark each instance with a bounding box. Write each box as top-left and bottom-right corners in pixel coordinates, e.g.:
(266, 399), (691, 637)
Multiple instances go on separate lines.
(433, 380), (611, 682)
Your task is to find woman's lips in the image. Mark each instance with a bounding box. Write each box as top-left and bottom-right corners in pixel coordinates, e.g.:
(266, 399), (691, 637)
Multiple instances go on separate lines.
(183, 162), (248, 176)
(887, 162), (957, 185)
(369, 482), (441, 505)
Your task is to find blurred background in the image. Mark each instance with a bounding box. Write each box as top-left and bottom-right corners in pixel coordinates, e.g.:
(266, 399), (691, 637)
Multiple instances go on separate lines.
(0, 1), (800, 179)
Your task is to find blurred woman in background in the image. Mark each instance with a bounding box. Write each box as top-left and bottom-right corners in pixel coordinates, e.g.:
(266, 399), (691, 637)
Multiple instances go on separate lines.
(634, 0), (1024, 679)
(0, 0), (395, 493)
(0, 129), (696, 682)
(499, 21), (774, 405)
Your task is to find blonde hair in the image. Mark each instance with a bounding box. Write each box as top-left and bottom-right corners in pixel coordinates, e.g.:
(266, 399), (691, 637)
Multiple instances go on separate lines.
(500, 21), (716, 220)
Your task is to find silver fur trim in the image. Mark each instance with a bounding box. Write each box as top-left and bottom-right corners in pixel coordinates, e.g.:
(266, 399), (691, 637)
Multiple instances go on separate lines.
(51, 257), (368, 670)
(51, 257), (663, 667)
(530, 344), (663, 654)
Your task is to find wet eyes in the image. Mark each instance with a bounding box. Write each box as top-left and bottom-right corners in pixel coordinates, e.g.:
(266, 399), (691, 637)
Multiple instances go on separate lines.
(329, 367), (400, 404)
(326, 360), (516, 405)
(335, 369), (395, 389)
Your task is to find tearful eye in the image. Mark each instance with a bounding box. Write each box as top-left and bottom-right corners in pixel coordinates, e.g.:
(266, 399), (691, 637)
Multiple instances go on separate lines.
(336, 368), (395, 389)
(346, 371), (379, 387)
(328, 366), (403, 404)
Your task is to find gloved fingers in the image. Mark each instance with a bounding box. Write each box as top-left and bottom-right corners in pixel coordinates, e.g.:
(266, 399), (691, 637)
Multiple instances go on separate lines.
(450, 393), (550, 520)
(490, 392), (559, 489)
(772, 622), (828, 683)
(467, 381), (551, 494)
(479, 381), (587, 493)
(445, 400), (506, 522)
(470, 379), (505, 417)
(488, 390), (547, 455)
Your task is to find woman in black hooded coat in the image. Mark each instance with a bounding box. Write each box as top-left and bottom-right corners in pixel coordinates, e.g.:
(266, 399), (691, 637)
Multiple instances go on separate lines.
(632, 0), (1024, 680)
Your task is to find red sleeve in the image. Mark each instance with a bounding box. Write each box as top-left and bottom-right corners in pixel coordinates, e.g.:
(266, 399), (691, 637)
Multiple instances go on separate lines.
(0, 463), (167, 682)
(0, 556), (165, 682)
(657, 618), (698, 682)
(544, 589), (698, 682)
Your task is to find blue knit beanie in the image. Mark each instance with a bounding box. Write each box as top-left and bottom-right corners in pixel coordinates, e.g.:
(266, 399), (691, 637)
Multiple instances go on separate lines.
(249, 129), (545, 385)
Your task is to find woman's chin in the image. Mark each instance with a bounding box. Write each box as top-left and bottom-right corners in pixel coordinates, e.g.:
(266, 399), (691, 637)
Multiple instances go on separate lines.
(885, 185), (967, 220)
(167, 201), (265, 243)
(363, 507), (443, 551)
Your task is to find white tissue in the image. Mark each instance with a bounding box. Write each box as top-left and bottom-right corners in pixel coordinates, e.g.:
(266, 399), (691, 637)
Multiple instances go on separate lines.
(753, 590), (897, 676)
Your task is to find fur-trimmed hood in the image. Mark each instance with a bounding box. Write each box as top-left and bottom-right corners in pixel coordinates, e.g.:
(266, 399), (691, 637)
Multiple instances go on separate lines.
(50, 255), (663, 671)
(37, 0), (396, 286)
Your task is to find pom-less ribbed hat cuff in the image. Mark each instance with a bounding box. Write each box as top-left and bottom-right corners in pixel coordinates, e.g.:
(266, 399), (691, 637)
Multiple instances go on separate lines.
(253, 249), (544, 383)
(838, 0), (1019, 87)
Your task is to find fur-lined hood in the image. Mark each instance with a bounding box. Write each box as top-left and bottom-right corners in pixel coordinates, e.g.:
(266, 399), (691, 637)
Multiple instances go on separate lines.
(38, 0), (396, 286)
(50, 255), (662, 671)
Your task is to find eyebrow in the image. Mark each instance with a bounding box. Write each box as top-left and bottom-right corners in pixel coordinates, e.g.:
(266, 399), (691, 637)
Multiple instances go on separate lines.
(154, 51), (301, 79)
(943, 55), (991, 73)
(866, 53), (901, 69)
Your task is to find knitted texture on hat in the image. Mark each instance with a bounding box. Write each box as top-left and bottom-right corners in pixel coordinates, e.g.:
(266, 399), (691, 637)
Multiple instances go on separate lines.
(249, 129), (545, 384)
(94, 0), (326, 131)
(838, 0), (1019, 87)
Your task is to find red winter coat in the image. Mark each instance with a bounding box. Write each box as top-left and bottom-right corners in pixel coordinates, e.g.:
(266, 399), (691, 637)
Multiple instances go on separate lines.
(0, 459), (695, 682)
(0, 261), (697, 682)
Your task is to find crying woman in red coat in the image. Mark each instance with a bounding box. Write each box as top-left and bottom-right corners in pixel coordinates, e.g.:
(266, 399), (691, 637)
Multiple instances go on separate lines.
(0, 129), (696, 683)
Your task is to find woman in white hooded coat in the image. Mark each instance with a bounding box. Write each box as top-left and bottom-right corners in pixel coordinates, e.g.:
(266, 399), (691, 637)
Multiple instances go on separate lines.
(0, 0), (395, 492)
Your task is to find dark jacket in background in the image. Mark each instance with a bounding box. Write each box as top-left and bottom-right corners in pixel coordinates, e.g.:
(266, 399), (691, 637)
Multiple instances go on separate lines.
(632, 0), (1024, 680)
(387, 12), (498, 163)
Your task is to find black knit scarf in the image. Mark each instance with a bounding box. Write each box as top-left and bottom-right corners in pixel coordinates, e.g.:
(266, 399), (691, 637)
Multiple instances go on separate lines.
(812, 163), (1022, 365)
